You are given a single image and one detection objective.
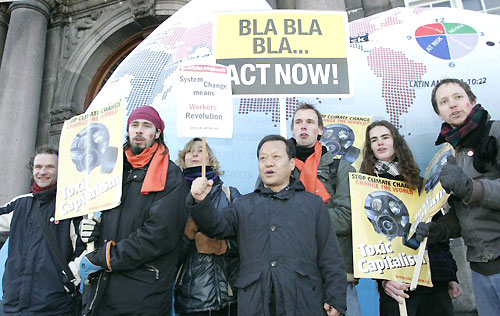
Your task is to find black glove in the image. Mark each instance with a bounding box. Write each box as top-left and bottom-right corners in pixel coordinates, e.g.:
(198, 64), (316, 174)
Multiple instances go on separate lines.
(79, 214), (101, 243)
(439, 156), (472, 201)
(416, 222), (446, 244)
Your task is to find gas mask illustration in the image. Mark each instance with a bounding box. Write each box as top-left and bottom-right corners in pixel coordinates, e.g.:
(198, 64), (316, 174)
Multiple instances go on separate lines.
(425, 149), (453, 193)
(70, 123), (118, 174)
(365, 191), (410, 241)
(321, 124), (360, 163)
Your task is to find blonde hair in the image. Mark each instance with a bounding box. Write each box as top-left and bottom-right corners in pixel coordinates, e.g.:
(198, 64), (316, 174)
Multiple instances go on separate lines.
(176, 138), (224, 175)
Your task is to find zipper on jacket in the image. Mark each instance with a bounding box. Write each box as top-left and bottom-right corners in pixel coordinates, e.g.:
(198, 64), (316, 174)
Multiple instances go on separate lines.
(145, 264), (160, 280)
(88, 272), (103, 312)
(214, 260), (222, 306)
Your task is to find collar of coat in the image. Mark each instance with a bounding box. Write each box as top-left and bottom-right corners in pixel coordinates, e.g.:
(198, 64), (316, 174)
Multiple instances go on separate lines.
(255, 179), (305, 200)
(292, 149), (336, 180)
(33, 185), (57, 200)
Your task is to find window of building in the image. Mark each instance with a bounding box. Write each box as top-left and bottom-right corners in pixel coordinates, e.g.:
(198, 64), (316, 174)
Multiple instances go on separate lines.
(404, 0), (453, 8)
(405, 0), (500, 14)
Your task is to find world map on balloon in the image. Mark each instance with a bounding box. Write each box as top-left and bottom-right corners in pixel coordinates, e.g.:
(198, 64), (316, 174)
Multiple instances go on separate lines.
(90, 2), (500, 194)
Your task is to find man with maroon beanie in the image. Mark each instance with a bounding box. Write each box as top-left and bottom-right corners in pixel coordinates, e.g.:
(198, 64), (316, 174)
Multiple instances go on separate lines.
(79, 106), (188, 316)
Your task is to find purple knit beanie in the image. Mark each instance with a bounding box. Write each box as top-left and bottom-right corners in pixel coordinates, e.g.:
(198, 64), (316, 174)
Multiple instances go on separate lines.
(127, 106), (165, 132)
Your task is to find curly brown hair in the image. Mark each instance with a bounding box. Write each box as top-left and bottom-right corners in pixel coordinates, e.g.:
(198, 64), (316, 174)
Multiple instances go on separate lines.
(176, 138), (224, 175)
(360, 120), (421, 190)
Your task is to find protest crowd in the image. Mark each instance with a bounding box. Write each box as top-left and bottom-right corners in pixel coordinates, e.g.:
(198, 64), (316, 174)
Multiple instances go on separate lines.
(0, 78), (499, 316)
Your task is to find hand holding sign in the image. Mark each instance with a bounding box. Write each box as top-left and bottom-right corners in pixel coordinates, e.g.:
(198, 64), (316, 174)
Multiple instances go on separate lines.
(415, 221), (446, 243)
(439, 156), (472, 200)
(80, 212), (102, 243)
(383, 280), (410, 304)
(191, 178), (213, 202)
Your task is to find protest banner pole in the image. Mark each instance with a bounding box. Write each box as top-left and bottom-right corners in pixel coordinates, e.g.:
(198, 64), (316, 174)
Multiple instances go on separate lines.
(410, 217), (431, 290)
(399, 299), (408, 316)
(87, 213), (96, 252)
(202, 137), (207, 179)
(410, 236), (428, 290)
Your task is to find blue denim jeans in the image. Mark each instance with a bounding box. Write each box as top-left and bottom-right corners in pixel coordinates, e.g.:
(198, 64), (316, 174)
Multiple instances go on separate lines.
(471, 270), (500, 316)
(346, 282), (362, 316)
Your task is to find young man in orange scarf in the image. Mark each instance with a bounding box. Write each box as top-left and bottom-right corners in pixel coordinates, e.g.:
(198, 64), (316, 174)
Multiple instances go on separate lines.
(79, 106), (188, 316)
(290, 103), (360, 316)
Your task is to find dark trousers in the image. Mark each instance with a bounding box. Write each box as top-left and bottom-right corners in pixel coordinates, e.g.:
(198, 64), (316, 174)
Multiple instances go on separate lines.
(180, 305), (237, 316)
(379, 288), (454, 316)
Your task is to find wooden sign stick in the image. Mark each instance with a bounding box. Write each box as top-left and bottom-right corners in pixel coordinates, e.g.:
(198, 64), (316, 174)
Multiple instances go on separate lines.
(399, 298), (408, 316)
(202, 137), (207, 179)
(87, 213), (95, 252)
(410, 217), (431, 290)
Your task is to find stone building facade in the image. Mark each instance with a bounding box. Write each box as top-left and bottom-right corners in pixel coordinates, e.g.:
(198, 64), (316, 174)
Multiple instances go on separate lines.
(0, 0), (405, 213)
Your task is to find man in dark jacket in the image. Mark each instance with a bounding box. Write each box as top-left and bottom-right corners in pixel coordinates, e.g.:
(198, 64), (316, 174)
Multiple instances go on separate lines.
(290, 103), (359, 315)
(79, 106), (188, 315)
(417, 78), (500, 315)
(188, 134), (347, 316)
(0, 146), (85, 315)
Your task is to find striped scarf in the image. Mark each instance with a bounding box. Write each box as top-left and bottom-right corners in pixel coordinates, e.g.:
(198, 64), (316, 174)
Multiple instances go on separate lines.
(183, 166), (219, 187)
(374, 160), (399, 178)
(435, 104), (484, 147)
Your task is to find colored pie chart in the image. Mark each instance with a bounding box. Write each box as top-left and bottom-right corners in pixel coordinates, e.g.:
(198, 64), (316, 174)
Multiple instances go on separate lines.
(415, 23), (478, 59)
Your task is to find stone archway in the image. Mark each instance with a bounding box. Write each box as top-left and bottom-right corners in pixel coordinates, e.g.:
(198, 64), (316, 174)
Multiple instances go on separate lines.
(47, 5), (167, 145)
(84, 26), (156, 110)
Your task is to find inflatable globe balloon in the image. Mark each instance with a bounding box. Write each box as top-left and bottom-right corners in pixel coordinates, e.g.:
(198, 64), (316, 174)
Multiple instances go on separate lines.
(88, 3), (500, 194)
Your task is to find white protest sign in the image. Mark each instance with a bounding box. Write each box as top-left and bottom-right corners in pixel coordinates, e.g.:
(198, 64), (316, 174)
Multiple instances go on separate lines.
(177, 64), (233, 138)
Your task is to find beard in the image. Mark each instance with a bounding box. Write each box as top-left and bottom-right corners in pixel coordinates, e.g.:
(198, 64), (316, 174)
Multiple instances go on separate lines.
(131, 145), (145, 155)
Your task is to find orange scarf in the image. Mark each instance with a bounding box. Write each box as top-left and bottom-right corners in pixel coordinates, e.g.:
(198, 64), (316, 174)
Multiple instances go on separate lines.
(125, 142), (169, 194)
(294, 141), (331, 204)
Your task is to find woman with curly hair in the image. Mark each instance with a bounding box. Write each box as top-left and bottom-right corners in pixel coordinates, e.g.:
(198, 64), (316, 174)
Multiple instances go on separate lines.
(360, 120), (421, 189)
(174, 138), (240, 316)
(360, 120), (461, 316)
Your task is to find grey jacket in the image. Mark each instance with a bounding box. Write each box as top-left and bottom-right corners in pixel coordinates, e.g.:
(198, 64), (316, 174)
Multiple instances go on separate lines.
(439, 120), (500, 267)
(292, 150), (356, 280)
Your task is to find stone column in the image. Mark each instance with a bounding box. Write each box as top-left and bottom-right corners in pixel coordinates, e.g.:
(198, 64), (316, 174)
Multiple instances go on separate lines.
(0, 0), (50, 204)
(0, 4), (8, 64)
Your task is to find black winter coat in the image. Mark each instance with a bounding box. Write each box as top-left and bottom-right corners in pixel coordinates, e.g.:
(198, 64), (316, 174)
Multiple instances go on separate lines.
(188, 180), (347, 316)
(175, 181), (241, 314)
(0, 187), (84, 315)
(82, 159), (188, 316)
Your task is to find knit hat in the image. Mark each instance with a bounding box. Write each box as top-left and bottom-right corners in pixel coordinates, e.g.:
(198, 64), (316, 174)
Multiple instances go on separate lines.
(127, 106), (165, 132)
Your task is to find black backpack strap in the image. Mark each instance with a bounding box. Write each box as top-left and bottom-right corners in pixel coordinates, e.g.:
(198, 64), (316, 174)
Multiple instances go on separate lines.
(34, 199), (77, 292)
(329, 158), (341, 194)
